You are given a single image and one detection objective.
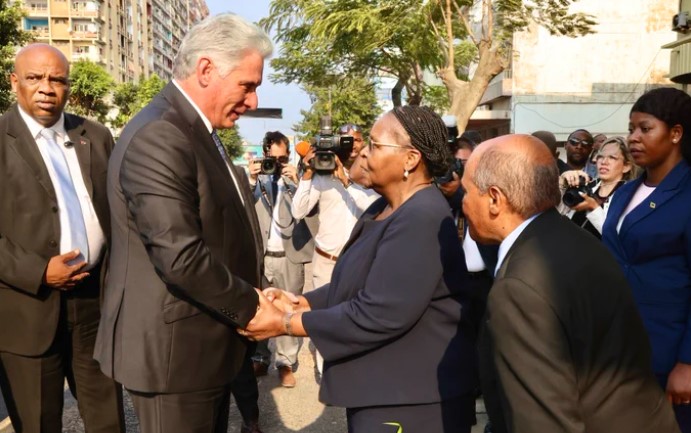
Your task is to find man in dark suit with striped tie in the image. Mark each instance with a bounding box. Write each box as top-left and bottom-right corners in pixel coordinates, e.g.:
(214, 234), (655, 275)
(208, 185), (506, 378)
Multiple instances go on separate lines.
(94, 13), (274, 433)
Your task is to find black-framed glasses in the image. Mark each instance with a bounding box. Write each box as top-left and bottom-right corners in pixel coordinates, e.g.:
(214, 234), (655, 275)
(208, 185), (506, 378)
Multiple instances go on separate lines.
(338, 124), (362, 134)
(567, 137), (593, 148)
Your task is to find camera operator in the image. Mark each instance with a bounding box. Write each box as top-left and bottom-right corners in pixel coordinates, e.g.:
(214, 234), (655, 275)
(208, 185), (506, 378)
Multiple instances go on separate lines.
(557, 136), (635, 238)
(291, 123), (378, 377)
(248, 131), (317, 388)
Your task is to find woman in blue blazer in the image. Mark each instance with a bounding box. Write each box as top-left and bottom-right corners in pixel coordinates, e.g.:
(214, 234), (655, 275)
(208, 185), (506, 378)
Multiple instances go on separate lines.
(603, 87), (691, 432)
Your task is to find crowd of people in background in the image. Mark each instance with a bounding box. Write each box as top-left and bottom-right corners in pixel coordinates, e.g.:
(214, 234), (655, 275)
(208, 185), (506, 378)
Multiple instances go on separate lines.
(0, 11), (690, 433)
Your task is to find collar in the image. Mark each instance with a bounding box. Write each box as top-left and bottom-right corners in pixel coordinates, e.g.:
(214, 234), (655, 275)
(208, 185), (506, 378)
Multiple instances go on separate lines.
(17, 105), (66, 141)
(172, 80), (212, 134)
(495, 212), (541, 277)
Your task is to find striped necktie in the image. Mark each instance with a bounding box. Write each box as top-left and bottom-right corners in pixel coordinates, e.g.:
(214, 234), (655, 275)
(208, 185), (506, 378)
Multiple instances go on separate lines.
(211, 130), (231, 164)
(40, 128), (89, 261)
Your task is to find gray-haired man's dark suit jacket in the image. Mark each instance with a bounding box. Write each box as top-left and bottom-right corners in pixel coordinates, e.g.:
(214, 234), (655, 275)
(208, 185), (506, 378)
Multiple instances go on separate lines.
(94, 82), (262, 393)
(480, 209), (679, 433)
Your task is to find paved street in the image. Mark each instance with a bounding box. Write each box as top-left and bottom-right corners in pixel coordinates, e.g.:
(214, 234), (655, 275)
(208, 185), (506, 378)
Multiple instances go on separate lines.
(0, 342), (488, 432)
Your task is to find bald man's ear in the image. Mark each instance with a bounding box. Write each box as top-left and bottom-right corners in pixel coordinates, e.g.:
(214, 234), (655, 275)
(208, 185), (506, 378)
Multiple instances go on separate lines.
(487, 185), (505, 216)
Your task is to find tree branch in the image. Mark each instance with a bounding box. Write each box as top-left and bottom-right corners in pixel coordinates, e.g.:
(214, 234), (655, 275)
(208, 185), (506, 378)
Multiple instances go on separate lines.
(454, 2), (478, 46)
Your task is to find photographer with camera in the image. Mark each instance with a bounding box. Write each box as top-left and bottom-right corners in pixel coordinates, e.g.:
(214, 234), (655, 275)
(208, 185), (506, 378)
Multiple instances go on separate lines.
(557, 136), (635, 238)
(247, 131), (317, 388)
(291, 120), (378, 377)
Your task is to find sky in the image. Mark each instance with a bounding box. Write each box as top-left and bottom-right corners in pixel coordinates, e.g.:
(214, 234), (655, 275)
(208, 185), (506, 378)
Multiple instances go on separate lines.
(205, 0), (311, 146)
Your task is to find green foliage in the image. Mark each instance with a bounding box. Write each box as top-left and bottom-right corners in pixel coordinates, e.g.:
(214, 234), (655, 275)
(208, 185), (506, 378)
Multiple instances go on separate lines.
(68, 59), (114, 122)
(421, 85), (450, 116)
(0, 0), (33, 112)
(111, 74), (165, 128)
(216, 126), (244, 160)
(110, 74), (166, 139)
(262, 0), (446, 106)
(293, 75), (381, 139)
(263, 0), (596, 121)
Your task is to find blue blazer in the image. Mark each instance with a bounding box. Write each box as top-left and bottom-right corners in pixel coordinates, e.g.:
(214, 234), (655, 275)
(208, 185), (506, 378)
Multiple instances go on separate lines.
(602, 160), (691, 378)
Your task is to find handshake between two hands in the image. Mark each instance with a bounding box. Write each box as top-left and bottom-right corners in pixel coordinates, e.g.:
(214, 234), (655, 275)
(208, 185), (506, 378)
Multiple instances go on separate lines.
(236, 288), (301, 341)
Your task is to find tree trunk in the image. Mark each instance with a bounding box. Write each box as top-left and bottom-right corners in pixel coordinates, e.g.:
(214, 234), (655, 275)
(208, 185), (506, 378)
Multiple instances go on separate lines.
(439, 40), (507, 133)
(392, 78), (405, 107)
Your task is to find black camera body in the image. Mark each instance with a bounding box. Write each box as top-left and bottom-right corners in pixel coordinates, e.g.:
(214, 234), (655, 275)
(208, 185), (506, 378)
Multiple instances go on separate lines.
(259, 157), (280, 175)
(562, 176), (593, 207)
(435, 158), (464, 185)
(310, 116), (354, 173)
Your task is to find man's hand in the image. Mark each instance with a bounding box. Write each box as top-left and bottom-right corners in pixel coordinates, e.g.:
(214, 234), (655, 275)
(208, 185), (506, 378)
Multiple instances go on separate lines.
(437, 172), (461, 198)
(238, 289), (285, 341)
(248, 159), (262, 181)
(667, 362), (691, 405)
(281, 164), (298, 184)
(301, 148), (315, 180)
(43, 250), (89, 290)
(334, 155), (351, 188)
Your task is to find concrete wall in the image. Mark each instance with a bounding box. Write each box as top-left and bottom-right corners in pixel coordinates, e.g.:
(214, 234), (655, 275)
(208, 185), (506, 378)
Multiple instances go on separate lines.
(509, 0), (677, 139)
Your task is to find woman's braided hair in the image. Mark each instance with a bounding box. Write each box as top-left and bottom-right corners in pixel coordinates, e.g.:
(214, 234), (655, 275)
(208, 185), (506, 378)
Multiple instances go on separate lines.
(391, 106), (451, 177)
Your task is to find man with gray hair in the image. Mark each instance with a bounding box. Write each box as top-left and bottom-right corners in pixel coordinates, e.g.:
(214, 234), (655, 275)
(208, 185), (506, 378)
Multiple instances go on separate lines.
(94, 13), (272, 433)
(460, 134), (679, 433)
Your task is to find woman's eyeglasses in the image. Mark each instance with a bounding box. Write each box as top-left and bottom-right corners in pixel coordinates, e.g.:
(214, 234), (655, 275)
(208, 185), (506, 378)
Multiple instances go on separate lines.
(595, 154), (622, 163)
(367, 139), (414, 152)
(567, 137), (593, 148)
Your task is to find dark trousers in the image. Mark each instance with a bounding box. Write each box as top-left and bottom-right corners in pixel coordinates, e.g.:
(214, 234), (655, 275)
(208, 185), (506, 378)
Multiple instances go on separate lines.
(230, 346), (259, 424)
(346, 394), (474, 433)
(129, 385), (231, 433)
(0, 293), (124, 433)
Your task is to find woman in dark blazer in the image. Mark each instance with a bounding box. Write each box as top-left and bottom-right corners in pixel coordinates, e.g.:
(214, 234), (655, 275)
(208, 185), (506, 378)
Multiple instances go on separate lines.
(602, 87), (691, 432)
(243, 106), (478, 433)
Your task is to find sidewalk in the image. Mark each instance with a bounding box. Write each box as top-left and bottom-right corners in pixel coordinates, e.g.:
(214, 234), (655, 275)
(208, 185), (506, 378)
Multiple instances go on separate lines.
(1, 340), (488, 432)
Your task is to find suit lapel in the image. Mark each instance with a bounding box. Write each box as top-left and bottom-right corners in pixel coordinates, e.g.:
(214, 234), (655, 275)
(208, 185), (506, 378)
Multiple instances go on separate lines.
(4, 105), (56, 201)
(64, 114), (93, 198)
(619, 162), (690, 238)
(162, 84), (254, 237)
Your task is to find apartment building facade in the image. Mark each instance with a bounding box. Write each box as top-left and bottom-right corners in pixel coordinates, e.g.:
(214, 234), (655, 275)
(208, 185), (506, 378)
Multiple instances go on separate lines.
(20, 0), (209, 83)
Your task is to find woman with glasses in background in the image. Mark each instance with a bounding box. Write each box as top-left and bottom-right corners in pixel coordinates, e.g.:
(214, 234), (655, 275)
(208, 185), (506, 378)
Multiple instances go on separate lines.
(243, 106), (478, 433)
(558, 136), (635, 238)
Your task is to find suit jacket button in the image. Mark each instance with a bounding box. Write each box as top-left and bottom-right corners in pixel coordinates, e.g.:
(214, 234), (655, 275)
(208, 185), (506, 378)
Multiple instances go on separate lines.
(49, 240), (57, 247)
(51, 206), (58, 212)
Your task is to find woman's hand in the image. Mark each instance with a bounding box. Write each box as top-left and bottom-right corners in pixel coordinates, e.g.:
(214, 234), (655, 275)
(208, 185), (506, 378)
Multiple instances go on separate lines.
(667, 362), (691, 405)
(560, 170), (590, 189)
(264, 287), (300, 312)
(570, 193), (599, 212)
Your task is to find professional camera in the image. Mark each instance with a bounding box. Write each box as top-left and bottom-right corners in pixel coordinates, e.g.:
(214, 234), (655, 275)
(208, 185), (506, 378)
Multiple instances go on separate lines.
(435, 158), (464, 185)
(310, 116), (354, 173)
(562, 176), (593, 207)
(259, 157), (279, 175)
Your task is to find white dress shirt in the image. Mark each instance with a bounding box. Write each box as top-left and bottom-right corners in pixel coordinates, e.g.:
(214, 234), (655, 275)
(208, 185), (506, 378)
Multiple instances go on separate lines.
(172, 80), (244, 205)
(495, 213), (541, 277)
(18, 106), (105, 269)
(266, 178), (287, 253)
(617, 183), (656, 233)
(291, 174), (378, 256)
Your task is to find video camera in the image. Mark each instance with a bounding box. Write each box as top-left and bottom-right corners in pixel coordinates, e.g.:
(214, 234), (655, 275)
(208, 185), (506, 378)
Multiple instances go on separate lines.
(310, 116), (354, 173)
